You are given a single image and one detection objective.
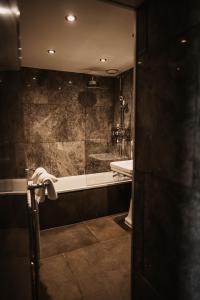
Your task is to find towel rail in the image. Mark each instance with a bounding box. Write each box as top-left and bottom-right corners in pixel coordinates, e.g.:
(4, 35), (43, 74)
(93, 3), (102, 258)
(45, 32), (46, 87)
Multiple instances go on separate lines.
(28, 182), (49, 190)
(27, 182), (49, 300)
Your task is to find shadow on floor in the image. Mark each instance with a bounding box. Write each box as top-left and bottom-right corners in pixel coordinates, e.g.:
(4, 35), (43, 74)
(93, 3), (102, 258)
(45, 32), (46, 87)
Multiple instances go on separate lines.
(112, 213), (132, 233)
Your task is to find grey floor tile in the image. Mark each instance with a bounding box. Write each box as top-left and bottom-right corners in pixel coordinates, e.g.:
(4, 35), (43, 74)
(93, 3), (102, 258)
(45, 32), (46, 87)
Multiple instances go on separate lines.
(85, 216), (127, 242)
(64, 235), (131, 300)
(40, 254), (82, 300)
(40, 223), (97, 258)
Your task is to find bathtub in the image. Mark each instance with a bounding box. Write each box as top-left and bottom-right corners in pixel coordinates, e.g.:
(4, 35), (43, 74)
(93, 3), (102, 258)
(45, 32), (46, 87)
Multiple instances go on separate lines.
(0, 172), (132, 229)
(0, 178), (27, 195)
(0, 171), (131, 195)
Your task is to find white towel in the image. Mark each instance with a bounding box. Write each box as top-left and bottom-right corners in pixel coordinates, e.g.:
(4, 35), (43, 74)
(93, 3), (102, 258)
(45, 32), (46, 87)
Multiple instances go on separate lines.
(31, 167), (58, 203)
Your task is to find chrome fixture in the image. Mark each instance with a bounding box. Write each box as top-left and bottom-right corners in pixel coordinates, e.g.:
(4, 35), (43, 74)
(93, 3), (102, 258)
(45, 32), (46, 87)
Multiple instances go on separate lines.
(87, 76), (99, 89)
(112, 124), (130, 144)
(119, 95), (128, 127)
(112, 75), (130, 155)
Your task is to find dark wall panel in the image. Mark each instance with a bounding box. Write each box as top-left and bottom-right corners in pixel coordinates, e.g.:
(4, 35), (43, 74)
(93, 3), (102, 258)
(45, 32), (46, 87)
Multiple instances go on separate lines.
(133, 1), (200, 299)
(0, 0), (20, 70)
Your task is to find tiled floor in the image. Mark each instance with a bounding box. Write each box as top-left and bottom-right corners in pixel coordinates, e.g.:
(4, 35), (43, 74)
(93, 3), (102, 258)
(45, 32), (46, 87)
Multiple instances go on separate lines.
(39, 214), (131, 300)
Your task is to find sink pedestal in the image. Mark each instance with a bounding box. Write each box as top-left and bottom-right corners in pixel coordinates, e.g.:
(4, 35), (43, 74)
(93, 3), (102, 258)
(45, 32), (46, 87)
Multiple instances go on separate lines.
(125, 198), (132, 228)
(110, 160), (133, 228)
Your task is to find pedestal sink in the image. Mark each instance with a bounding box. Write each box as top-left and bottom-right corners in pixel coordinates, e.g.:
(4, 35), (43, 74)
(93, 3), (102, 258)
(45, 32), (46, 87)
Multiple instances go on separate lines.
(110, 160), (133, 228)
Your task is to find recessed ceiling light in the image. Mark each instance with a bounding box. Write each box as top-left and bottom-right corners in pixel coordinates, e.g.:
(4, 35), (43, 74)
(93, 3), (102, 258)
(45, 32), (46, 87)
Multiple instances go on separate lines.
(65, 14), (77, 22)
(106, 69), (119, 75)
(100, 58), (107, 62)
(48, 49), (56, 54)
(180, 39), (187, 44)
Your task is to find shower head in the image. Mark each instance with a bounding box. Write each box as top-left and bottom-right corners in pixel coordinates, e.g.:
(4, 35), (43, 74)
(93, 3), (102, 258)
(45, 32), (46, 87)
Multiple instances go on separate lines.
(87, 76), (99, 89)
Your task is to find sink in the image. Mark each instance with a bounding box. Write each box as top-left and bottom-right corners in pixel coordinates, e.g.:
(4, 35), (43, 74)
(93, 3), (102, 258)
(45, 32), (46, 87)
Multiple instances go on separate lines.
(110, 160), (133, 177)
(110, 159), (133, 228)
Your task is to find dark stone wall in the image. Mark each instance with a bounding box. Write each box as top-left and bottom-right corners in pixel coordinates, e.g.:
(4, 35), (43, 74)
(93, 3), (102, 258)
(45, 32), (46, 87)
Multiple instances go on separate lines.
(133, 1), (200, 300)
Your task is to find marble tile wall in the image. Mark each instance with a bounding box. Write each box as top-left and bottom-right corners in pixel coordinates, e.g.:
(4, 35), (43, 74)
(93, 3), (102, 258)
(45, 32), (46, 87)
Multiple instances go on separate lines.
(0, 67), (134, 179)
(113, 68), (134, 158)
(0, 68), (115, 178)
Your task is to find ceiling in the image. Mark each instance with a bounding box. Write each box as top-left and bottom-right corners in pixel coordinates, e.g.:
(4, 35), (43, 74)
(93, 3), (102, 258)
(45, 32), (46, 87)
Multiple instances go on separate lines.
(99, 0), (144, 8)
(18, 0), (135, 76)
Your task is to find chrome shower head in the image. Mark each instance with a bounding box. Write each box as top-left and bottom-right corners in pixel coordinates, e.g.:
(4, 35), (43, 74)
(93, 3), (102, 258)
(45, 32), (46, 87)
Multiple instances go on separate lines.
(87, 76), (99, 89)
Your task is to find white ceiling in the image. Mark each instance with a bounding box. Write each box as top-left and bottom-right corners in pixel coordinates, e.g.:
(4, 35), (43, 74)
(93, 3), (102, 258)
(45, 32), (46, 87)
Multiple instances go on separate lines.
(18, 0), (135, 76)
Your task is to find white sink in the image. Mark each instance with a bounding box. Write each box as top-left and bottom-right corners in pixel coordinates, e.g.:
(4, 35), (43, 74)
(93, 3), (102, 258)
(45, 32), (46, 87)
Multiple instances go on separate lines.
(110, 159), (133, 228)
(110, 160), (133, 177)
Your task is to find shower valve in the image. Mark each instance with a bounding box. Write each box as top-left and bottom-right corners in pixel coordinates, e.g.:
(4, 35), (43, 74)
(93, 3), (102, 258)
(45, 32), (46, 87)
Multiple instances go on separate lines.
(112, 126), (130, 142)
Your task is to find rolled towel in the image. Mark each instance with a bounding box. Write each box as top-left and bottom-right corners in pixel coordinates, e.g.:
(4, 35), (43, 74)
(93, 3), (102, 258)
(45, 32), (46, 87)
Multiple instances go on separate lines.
(31, 167), (58, 203)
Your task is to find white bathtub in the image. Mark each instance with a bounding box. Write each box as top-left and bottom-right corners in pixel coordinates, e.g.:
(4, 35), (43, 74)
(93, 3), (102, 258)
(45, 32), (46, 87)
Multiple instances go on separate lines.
(0, 171), (131, 195)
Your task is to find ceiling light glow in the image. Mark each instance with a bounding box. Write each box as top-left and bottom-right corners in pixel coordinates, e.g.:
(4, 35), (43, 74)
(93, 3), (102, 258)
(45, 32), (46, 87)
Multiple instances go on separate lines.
(0, 6), (11, 15)
(0, 5), (20, 16)
(65, 14), (77, 22)
(11, 6), (20, 16)
(181, 39), (187, 44)
(48, 49), (56, 54)
(100, 58), (107, 62)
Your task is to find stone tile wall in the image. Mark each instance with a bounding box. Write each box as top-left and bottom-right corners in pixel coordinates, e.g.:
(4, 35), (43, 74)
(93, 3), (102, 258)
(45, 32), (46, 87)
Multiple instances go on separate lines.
(0, 67), (133, 178)
(113, 68), (134, 158)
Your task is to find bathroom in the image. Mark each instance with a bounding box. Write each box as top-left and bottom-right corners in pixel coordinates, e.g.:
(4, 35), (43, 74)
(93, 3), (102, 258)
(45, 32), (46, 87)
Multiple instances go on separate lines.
(2, 0), (200, 300)
(0, 0), (135, 299)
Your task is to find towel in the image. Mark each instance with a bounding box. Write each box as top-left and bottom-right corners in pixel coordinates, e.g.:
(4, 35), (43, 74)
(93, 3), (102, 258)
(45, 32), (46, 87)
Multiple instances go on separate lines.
(31, 167), (58, 203)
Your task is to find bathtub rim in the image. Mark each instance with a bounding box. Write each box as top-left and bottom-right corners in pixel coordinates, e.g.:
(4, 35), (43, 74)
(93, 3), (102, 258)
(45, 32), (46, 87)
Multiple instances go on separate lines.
(0, 171), (132, 196)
